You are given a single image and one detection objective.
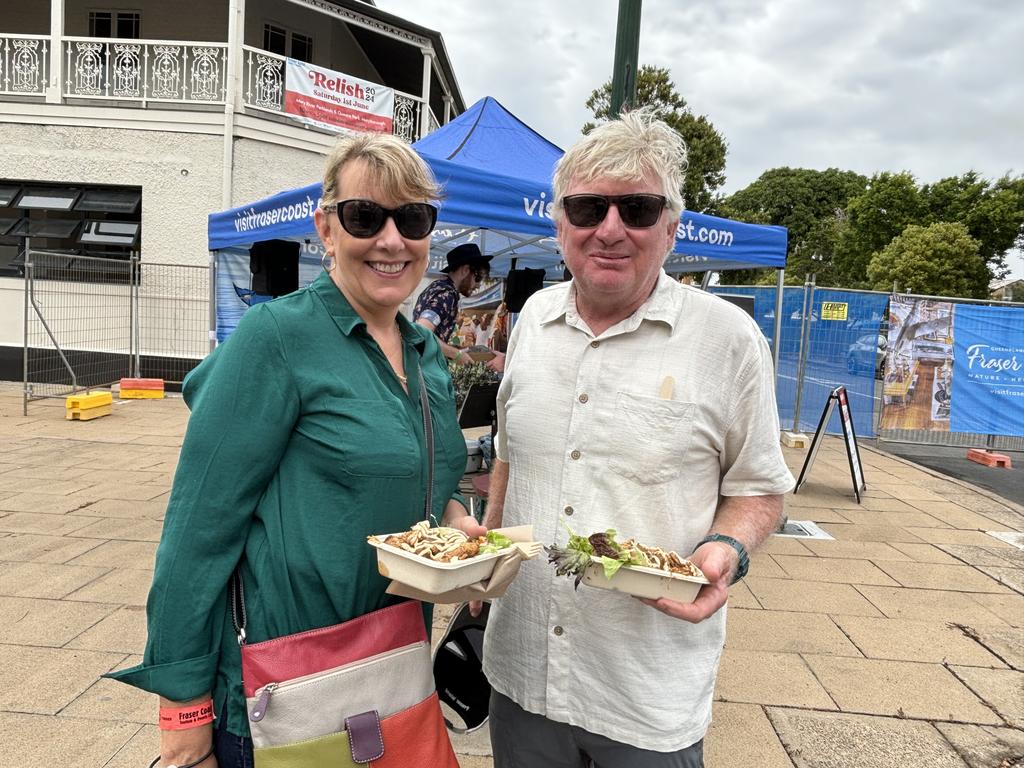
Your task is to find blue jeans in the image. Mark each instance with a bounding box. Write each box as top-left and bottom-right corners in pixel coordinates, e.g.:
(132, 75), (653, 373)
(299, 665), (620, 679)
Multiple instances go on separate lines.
(214, 719), (254, 768)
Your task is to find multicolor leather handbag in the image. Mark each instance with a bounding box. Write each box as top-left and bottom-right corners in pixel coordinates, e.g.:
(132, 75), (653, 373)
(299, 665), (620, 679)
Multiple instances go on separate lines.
(230, 368), (459, 767)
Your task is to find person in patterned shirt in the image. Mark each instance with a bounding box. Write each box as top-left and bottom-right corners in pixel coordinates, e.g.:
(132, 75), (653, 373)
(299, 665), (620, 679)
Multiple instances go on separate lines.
(414, 242), (492, 366)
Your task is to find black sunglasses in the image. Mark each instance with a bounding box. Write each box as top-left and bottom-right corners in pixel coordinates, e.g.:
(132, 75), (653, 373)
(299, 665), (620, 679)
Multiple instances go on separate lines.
(323, 198), (438, 239)
(562, 193), (667, 229)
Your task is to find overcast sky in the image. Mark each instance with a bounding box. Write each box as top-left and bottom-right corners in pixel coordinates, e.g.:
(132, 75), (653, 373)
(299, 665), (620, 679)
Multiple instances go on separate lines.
(383, 0), (1024, 277)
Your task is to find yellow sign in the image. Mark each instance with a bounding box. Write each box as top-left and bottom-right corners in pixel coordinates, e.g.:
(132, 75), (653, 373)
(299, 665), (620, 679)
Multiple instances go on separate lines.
(821, 302), (848, 321)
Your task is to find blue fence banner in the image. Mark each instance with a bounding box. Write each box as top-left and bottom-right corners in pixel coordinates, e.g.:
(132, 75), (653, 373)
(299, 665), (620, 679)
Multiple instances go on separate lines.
(951, 304), (1024, 437)
(710, 286), (888, 438)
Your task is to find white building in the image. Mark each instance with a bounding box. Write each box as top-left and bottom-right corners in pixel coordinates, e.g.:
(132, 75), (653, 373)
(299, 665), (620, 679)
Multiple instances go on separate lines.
(0, 0), (464, 385)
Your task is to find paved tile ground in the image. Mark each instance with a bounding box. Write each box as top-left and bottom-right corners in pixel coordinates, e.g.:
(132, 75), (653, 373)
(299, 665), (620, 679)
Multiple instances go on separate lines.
(1, 384), (1022, 767)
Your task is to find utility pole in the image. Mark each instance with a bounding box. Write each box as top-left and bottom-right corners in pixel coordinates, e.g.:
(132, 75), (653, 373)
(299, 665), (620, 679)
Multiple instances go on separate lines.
(609, 0), (642, 117)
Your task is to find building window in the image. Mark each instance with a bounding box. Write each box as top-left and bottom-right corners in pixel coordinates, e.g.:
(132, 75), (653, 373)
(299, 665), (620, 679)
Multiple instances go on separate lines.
(0, 180), (141, 282)
(263, 23), (313, 63)
(89, 11), (142, 39)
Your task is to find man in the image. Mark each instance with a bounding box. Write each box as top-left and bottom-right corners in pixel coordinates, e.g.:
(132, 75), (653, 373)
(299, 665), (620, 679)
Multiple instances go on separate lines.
(481, 109), (794, 767)
(414, 242), (492, 365)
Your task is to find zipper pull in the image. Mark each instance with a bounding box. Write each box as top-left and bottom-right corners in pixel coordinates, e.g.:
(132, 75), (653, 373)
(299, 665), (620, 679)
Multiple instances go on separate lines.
(249, 683), (278, 722)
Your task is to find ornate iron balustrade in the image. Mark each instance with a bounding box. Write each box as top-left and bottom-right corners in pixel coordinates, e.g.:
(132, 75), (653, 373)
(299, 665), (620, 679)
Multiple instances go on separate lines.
(0, 34), (49, 96)
(63, 37), (227, 103)
(392, 92), (421, 143)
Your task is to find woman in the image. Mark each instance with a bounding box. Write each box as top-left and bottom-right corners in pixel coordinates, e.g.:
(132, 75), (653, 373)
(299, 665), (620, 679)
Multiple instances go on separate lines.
(108, 132), (483, 768)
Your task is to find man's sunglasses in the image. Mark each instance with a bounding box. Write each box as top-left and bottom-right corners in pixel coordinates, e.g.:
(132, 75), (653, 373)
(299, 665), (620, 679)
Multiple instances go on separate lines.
(323, 199), (438, 239)
(562, 194), (667, 229)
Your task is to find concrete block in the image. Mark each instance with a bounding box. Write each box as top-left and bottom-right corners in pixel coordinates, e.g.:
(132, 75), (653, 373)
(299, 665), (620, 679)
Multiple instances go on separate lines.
(706, 703), (792, 768)
(0, 561), (111, 599)
(726, 608), (862, 656)
(949, 666), (1024, 728)
(0, 712), (141, 768)
(0, 644), (125, 714)
(968, 594), (1024, 628)
(907, 528), (1018, 547)
(801, 540), (915, 561)
(781, 431), (809, 448)
(873, 561), (1011, 593)
(820, 523), (925, 544)
(0, 533), (103, 564)
(0, 511), (98, 536)
(833, 615), (1007, 666)
(935, 722), (1024, 768)
(803, 655), (1002, 723)
(773, 555), (900, 586)
(65, 568), (153, 606)
(717, 650), (837, 709)
(0, 596), (118, 647)
(66, 539), (157, 569)
(726, 580), (762, 609)
(890, 542), (964, 564)
(767, 708), (971, 768)
(856, 586), (1011, 625)
(975, 565), (1024, 595)
(746, 577), (884, 617)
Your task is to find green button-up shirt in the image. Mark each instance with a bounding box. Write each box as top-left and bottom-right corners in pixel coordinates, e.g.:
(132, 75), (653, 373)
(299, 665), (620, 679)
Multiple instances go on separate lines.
(107, 272), (467, 737)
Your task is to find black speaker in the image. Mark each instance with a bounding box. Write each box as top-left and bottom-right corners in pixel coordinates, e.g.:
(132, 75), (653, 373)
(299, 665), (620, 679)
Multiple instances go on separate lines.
(249, 239), (300, 297)
(504, 267), (545, 312)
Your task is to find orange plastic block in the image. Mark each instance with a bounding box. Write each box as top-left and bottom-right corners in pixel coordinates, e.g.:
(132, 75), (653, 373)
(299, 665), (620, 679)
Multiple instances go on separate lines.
(120, 378), (164, 390)
(966, 449), (1012, 469)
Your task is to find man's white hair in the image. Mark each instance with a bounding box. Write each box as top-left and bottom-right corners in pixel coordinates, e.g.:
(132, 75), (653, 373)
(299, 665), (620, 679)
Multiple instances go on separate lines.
(552, 107), (688, 219)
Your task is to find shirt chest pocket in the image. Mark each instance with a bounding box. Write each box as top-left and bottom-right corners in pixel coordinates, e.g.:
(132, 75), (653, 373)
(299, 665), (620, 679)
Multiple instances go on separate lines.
(298, 398), (420, 478)
(607, 392), (695, 485)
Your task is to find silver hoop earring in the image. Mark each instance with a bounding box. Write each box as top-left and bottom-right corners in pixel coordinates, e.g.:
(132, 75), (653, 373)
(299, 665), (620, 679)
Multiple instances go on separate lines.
(321, 252), (335, 272)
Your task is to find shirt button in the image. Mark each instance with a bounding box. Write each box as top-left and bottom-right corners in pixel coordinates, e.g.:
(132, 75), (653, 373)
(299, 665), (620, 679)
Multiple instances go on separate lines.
(570, 449), (581, 460)
(590, 341), (600, 349)
(553, 626), (564, 637)
(564, 505), (574, 516)
(578, 393), (589, 404)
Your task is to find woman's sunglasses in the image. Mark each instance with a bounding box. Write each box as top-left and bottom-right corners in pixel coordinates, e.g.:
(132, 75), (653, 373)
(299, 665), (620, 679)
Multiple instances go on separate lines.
(323, 199), (438, 239)
(562, 193), (667, 229)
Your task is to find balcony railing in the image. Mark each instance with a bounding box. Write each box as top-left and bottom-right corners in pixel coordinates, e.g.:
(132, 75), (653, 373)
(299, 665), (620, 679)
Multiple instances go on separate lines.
(63, 36), (227, 103)
(0, 35), (443, 141)
(0, 34), (49, 96)
(241, 45), (436, 142)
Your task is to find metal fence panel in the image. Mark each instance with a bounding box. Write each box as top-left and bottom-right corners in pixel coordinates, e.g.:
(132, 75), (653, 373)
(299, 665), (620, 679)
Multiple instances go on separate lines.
(711, 285), (887, 438)
(136, 262), (209, 384)
(23, 251), (133, 406)
(23, 252), (209, 412)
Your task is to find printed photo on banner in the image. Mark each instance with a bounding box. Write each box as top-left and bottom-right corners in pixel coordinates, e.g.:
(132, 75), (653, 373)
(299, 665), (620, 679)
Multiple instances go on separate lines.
(284, 59), (394, 134)
(879, 296), (954, 432)
(951, 304), (1024, 437)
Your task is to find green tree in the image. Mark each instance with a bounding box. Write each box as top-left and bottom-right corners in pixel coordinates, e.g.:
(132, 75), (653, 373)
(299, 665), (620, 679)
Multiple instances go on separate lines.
(922, 172), (1024, 278)
(583, 65), (728, 213)
(834, 172), (927, 287)
(867, 222), (988, 298)
(717, 167), (868, 285)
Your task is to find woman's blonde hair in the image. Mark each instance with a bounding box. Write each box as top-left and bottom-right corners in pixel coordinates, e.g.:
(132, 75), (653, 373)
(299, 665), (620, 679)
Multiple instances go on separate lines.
(321, 132), (440, 205)
(552, 107), (687, 218)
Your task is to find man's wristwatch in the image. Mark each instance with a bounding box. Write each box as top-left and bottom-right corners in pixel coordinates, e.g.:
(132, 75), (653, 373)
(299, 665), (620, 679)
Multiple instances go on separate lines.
(694, 534), (749, 585)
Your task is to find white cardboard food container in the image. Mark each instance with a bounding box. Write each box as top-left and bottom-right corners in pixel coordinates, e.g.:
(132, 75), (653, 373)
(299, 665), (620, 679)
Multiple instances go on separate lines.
(582, 556), (709, 602)
(368, 533), (503, 594)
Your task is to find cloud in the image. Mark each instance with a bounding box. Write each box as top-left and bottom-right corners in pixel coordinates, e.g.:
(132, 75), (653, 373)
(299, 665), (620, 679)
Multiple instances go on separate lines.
(382, 0), (1024, 274)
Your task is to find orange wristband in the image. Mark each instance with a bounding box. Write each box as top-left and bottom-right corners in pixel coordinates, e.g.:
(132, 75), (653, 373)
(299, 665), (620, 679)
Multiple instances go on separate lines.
(159, 700), (215, 730)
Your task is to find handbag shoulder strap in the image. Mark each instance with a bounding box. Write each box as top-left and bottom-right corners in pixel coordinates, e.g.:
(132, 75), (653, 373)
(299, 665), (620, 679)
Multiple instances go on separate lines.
(418, 364), (434, 522)
(231, 363), (437, 644)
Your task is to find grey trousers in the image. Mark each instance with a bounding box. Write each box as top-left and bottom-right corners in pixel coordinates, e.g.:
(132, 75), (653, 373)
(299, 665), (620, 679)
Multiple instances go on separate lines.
(489, 691), (704, 768)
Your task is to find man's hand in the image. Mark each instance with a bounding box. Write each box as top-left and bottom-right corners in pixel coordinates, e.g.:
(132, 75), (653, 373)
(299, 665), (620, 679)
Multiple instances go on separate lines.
(638, 540), (737, 623)
(486, 352), (505, 373)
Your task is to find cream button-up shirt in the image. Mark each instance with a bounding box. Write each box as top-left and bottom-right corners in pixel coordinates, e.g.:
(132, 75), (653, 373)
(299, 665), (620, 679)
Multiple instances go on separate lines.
(484, 271), (794, 752)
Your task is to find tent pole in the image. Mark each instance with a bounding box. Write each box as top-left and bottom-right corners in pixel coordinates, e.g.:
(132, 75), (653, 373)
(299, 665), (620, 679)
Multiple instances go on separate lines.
(773, 268), (784, 378)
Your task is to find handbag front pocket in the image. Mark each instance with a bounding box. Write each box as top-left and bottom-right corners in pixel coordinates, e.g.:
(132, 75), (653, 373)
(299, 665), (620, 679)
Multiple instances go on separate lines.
(246, 640), (433, 749)
(253, 691), (458, 768)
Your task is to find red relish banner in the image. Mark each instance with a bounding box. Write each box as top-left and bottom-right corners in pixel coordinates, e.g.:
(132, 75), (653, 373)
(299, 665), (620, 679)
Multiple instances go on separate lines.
(284, 59), (394, 134)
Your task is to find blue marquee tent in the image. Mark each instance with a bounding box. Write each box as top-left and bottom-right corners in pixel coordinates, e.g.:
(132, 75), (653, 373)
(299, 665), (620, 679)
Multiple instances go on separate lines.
(209, 97), (787, 277)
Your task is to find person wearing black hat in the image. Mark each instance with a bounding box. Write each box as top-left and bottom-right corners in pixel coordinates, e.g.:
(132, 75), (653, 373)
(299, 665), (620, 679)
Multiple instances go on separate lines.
(413, 242), (493, 365)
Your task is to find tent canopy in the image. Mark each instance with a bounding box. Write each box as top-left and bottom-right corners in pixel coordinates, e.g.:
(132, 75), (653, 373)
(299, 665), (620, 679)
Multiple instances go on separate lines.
(208, 97), (787, 275)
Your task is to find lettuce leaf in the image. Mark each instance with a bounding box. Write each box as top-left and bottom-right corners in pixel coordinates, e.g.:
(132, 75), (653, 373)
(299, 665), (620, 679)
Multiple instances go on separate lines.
(479, 530), (514, 554)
